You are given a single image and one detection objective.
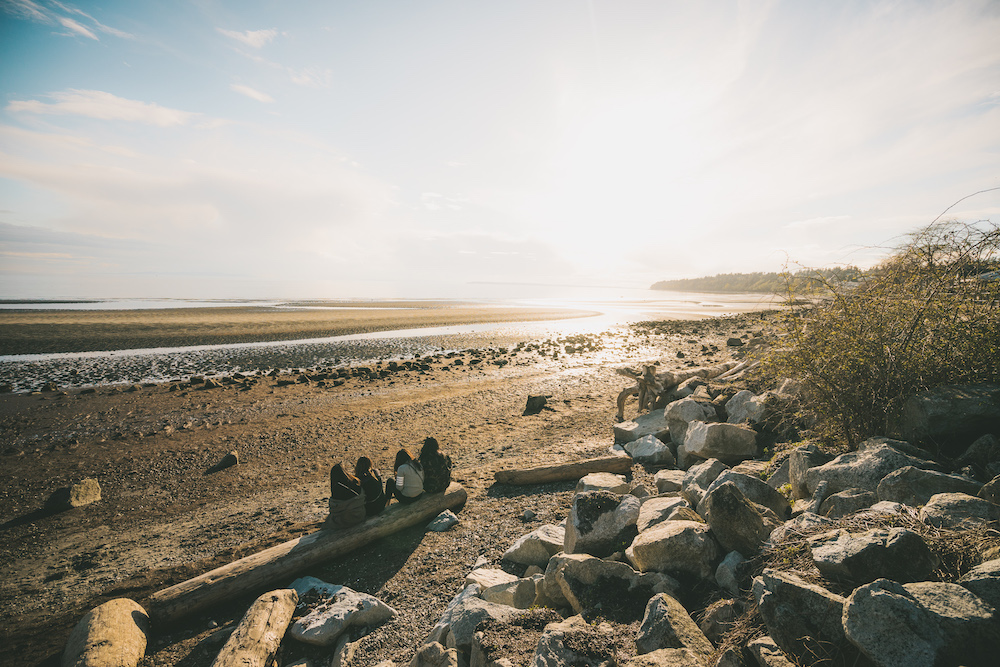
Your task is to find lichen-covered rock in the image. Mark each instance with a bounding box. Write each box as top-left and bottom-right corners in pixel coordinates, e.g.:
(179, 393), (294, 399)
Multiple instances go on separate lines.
(565, 491), (640, 557)
(635, 593), (713, 660)
(502, 524), (565, 567)
(290, 577), (396, 646)
(683, 422), (757, 464)
(957, 558), (1000, 611)
(426, 585), (522, 657)
(552, 553), (676, 618)
(804, 440), (938, 497)
(808, 528), (938, 584)
(625, 520), (719, 580)
(700, 481), (779, 557)
(876, 466), (982, 507)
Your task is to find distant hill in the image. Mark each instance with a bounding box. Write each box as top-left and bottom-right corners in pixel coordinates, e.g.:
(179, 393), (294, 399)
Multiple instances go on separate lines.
(651, 268), (862, 294)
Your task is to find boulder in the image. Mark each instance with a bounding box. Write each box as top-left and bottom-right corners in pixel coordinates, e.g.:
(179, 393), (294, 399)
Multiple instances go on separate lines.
(428, 510), (459, 532)
(665, 507), (703, 523)
(289, 577), (396, 646)
(635, 593), (713, 661)
(725, 390), (768, 425)
(681, 458), (729, 507)
(576, 473), (631, 494)
(918, 492), (1000, 529)
(426, 585), (522, 657)
(637, 497), (689, 533)
(788, 443), (833, 500)
(524, 395), (550, 415)
(532, 615), (616, 667)
(700, 481), (780, 557)
(682, 422), (757, 464)
(876, 466), (982, 506)
(899, 383), (1000, 456)
(482, 576), (540, 610)
(715, 551), (747, 596)
(979, 474), (1000, 504)
(753, 569), (859, 666)
(955, 433), (1000, 476)
(803, 439), (939, 497)
(697, 470), (790, 520)
(769, 512), (836, 544)
(564, 492), (640, 557)
(674, 444), (702, 471)
(747, 636), (796, 667)
(626, 435), (676, 467)
(502, 524), (566, 567)
(654, 469), (686, 493)
(409, 641), (459, 667)
(551, 553), (676, 618)
(765, 457), (791, 490)
(625, 520), (720, 580)
(666, 398), (717, 445)
(818, 488), (877, 518)
(615, 408), (670, 445)
(466, 568), (518, 590)
(957, 558), (1000, 611)
(62, 598), (149, 667)
(698, 598), (742, 646)
(47, 477), (102, 511)
(843, 578), (1000, 667)
(808, 528), (938, 584)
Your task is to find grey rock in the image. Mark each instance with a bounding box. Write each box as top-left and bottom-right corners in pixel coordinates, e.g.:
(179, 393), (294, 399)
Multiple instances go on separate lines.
(615, 408), (670, 445)
(753, 569), (858, 666)
(979, 474), (1000, 504)
(876, 466), (982, 506)
(701, 481), (779, 557)
(576, 473), (630, 494)
(626, 435), (676, 467)
(625, 520), (720, 580)
(808, 528), (938, 584)
(804, 440), (939, 497)
(698, 470), (790, 520)
(552, 553), (676, 617)
(565, 491), (640, 557)
(715, 550), (747, 596)
(47, 477), (102, 511)
(699, 598), (742, 646)
(466, 568), (518, 589)
(819, 488), (877, 518)
(683, 422), (757, 464)
(765, 457), (791, 490)
(637, 497), (689, 533)
(957, 558), (1000, 611)
(532, 615), (616, 667)
(674, 444), (703, 471)
(621, 648), (704, 666)
(726, 390), (767, 425)
(426, 585), (522, 656)
(899, 383), (1000, 456)
(681, 458), (729, 507)
(428, 510), (459, 532)
(747, 636), (796, 667)
(289, 577), (396, 646)
(666, 398), (717, 446)
(654, 469), (686, 493)
(788, 443), (833, 500)
(481, 576), (539, 610)
(956, 433), (1000, 474)
(843, 578), (1000, 667)
(635, 593), (714, 660)
(630, 484), (651, 499)
(502, 524), (566, 567)
(409, 641), (460, 667)
(919, 492), (1000, 529)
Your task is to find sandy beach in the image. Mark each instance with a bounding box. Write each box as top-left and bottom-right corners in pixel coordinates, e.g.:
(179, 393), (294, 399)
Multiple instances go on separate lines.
(0, 305), (774, 666)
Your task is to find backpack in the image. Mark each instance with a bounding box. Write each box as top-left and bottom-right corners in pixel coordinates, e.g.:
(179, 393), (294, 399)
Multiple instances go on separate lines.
(328, 489), (367, 528)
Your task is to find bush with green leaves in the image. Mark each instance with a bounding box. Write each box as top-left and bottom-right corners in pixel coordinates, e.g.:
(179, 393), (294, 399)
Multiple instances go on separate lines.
(758, 220), (1000, 448)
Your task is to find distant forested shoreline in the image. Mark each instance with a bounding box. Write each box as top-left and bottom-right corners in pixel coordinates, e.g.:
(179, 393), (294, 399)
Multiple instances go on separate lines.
(650, 268), (863, 293)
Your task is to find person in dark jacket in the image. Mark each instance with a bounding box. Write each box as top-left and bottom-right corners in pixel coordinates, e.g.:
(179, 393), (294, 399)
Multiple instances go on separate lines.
(418, 437), (453, 494)
(354, 456), (388, 516)
(328, 462), (366, 527)
(387, 448), (424, 504)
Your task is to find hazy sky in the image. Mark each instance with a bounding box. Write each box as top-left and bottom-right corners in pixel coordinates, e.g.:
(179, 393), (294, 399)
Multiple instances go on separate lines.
(1, 0), (998, 299)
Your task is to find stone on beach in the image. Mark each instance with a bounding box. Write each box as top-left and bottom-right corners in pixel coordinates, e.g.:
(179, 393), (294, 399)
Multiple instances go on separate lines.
(289, 577), (396, 646)
(614, 408), (670, 445)
(62, 598), (149, 667)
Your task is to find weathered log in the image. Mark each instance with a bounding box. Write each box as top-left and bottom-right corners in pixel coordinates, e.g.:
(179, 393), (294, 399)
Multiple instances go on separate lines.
(62, 598), (149, 667)
(148, 482), (467, 625)
(616, 361), (740, 420)
(494, 456), (633, 485)
(211, 588), (297, 667)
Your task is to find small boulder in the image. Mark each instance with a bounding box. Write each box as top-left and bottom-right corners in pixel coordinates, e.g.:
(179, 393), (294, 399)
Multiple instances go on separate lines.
(899, 383), (1000, 456)
(47, 478), (102, 511)
(637, 497), (689, 533)
(564, 492), (640, 557)
(502, 524), (566, 567)
(697, 470), (790, 519)
(635, 593), (714, 661)
(725, 390), (768, 425)
(666, 398), (717, 446)
(615, 408), (670, 445)
(819, 488), (877, 518)
(958, 558), (1000, 611)
(426, 585), (522, 657)
(625, 520), (719, 580)
(409, 641), (459, 667)
(682, 422), (757, 464)
(808, 528), (939, 584)
(625, 435), (676, 467)
(482, 576), (539, 610)
(552, 554), (676, 618)
(747, 636), (796, 667)
(466, 568), (518, 590)
(576, 473), (630, 494)
(803, 439), (939, 497)
(769, 512), (836, 544)
(715, 551), (747, 596)
(290, 577), (396, 646)
(654, 469), (686, 493)
(681, 458), (729, 507)
(523, 395), (551, 415)
(788, 443), (833, 500)
(428, 510), (459, 532)
(532, 615), (616, 667)
(919, 492), (1000, 529)
(700, 481), (780, 557)
(876, 466), (982, 506)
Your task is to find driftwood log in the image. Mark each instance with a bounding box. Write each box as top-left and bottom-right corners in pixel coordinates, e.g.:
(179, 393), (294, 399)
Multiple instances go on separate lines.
(615, 361), (739, 421)
(494, 456), (633, 485)
(148, 482), (467, 625)
(210, 588), (298, 667)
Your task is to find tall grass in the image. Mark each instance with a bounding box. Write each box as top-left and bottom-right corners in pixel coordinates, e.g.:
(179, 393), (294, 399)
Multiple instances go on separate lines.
(759, 220), (1000, 448)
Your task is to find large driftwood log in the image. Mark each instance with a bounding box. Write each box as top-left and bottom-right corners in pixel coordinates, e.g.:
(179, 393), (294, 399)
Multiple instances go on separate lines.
(616, 361), (739, 420)
(148, 482), (467, 625)
(210, 588), (298, 667)
(494, 456), (633, 485)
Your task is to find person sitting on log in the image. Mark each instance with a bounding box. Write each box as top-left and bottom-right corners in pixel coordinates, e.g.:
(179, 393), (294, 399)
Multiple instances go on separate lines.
(387, 448), (424, 504)
(328, 462), (366, 528)
(418, 437), (453, 494)
(354, 456), (388, 516)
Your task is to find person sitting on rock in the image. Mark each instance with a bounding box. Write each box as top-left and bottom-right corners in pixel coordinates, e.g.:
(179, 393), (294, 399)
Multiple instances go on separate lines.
(387, 448), (424, 504)
(354, 456), (388, 516)
(328, 462), (366, 528)
(418, 437), (453, 494)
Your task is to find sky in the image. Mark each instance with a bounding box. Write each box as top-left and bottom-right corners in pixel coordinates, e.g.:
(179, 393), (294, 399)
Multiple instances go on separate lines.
(1, 0), (998, 300)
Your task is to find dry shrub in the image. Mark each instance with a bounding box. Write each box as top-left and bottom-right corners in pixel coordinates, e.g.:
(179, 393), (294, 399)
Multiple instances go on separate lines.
(758, 220), (1000, 448)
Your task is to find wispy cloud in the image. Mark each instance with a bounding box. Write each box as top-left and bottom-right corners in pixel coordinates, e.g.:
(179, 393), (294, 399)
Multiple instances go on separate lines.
(229, 84), (275, 103)
(6, 90), (197, 127)
(218, 28), (277, 49)
(290, 67), (333, 88)
(2, 0), (134, 40)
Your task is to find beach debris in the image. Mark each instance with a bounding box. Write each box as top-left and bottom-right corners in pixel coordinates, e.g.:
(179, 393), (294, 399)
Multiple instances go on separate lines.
(494, 456), (632, 485)
(46, 477), (102, 511)
(63, 598), (149, 667)
(522, 394), (551, 415)
(212, 588), (297, 666)
(289, 577), (396, 647)
(615, 361), (738, 421)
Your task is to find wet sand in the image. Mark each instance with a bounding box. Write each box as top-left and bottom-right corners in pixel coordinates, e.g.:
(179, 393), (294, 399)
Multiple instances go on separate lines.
(0, 302), (597, 356)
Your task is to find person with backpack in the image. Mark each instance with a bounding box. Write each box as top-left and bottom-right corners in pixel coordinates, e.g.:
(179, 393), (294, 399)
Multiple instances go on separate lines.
(387, 448), (424, 504)
(328, 462), (366, 528)
(418, 437), (453, 494)
(354, 456), (388, 516)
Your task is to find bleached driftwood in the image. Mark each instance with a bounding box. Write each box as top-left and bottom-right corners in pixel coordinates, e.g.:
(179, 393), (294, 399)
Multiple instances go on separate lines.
(615, 361), (739, 420)
(148, 482), (467, 625)
(494, 456), (633, 485)
(210, 588), (298, 667)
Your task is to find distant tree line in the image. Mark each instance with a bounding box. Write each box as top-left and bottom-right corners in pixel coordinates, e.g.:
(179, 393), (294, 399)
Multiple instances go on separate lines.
(650, 267), (864, 294)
